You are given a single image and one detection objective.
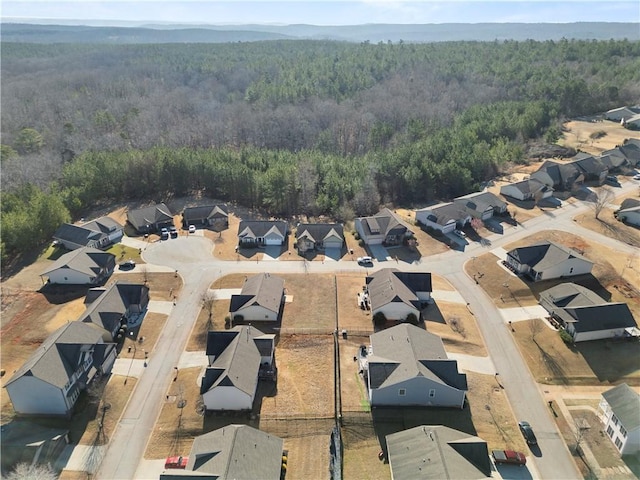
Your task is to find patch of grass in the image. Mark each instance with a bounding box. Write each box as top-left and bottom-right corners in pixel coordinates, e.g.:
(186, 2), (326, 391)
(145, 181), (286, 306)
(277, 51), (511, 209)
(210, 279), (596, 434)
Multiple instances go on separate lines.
(105, 244), (143, 263)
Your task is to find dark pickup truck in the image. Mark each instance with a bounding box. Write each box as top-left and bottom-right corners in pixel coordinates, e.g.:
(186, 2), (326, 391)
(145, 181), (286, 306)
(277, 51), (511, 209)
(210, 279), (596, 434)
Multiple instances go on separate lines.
(492, 449), (526, 466)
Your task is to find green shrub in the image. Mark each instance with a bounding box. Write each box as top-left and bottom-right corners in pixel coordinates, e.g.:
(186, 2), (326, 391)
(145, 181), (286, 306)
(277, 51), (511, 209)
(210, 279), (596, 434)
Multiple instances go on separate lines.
(559, 329), (573, 345)
(373, 312), (387, 327)
(406, 313), (419, 325)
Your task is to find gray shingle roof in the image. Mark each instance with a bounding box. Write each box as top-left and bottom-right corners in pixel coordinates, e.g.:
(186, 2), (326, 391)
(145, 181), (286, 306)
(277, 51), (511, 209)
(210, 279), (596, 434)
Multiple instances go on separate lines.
(5, 322), (110, 388)
(619, 198), (640, 213)
(507, 241), (592, 272)
(53, 216), (122, 248)
(366, 268), (431, 312)
(41, 247), (115, 278)
(202, 326), (274, 397)
(602, 384), (640, 432)
(368, 324), (467, 391)
(564, 303), (637, 332)
(126, 203), (173, 230)
(418, 202), (468, 226)
(386, 425), (491, 480)
(185, 424), (283, 479)
(358, 208), (412, 237)
(502, 178), (551, 196)
(229, 273), (284, 315)
(295, 223), (344, 243)
(237, 220), (287, 240)
(454, 191), (507, 213)
(80, 282), (149, 337)
(183, 204), (229, 223)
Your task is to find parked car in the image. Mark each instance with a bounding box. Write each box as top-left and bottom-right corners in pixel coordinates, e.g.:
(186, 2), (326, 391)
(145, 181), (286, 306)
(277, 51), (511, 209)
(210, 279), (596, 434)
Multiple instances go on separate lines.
(453, 229), (466, 238)
(169, 226), (178, 238)
(492, 449), (526, 466)
(164, 455), (188, 469)
(188, 224), (196, 234)
(518, 421), (537, 445)
(605, 175), (620, 186)
(160, 228), (169, 240)
(633, 174), (640, 180)
(357, 256), (373, 266)
(119, 260), (136, 271)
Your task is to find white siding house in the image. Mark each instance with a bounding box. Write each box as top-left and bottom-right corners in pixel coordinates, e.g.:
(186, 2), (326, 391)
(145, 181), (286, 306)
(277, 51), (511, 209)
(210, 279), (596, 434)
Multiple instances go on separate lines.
(616, 199), (640, 227)
(229, 273), (285, 323)
(41, 247), (116, 285)
(415, 203), (469, 234)
(599, 384), (640, 455)
(505, 242), (593, 281)
(500, 179), (553, 202)
(366, 268), (432, 323)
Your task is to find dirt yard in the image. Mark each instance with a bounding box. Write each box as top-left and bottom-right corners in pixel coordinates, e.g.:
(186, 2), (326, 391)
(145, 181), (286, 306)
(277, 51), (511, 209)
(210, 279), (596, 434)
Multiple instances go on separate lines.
(559, 119), (640, 156)
(512, 319), (640, 386)
(108, 272), (183, 301)
(424, 302), (487, 357)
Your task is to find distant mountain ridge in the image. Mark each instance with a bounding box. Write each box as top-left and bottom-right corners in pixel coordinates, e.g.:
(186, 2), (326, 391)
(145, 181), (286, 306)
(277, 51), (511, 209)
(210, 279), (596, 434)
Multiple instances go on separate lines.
(2, 22), (639, 43)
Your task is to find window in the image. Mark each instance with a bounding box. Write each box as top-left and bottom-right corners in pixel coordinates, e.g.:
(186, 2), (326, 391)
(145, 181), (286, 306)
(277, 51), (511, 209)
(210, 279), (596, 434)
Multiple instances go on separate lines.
(429, 389), (436, 398)
(612, 414), (619, 426)
(398, 389), (406, 396)
(607, 425), (614, 437)
(569, 267), (574, 274)
(620, 426), (627, 438)
(615, 438), (623, 450)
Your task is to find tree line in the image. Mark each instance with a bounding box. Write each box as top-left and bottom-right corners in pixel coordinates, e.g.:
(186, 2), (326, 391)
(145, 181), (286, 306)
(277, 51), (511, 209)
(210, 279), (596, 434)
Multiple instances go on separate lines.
(2, 38), (640, 264)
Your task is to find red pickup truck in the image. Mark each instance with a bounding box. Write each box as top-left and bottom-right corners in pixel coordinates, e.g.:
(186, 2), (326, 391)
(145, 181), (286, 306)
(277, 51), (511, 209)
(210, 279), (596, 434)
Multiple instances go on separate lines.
(164, 455), (189, 469)
(492, 449), (526, 466)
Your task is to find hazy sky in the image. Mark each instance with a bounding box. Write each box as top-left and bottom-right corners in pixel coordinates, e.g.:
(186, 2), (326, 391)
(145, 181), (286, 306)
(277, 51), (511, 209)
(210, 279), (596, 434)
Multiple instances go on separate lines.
(2, 0), (639, 25)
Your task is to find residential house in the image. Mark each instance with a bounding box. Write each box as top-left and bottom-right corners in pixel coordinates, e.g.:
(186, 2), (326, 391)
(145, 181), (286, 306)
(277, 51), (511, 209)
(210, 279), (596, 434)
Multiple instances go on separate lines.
(4, 321), (116, 417)
(572, 154), (608, 185)
(237, 220), (287, 247)
(200, 326), (275, 411)
(229, 273), (285, 323)
(53, 216), (123, 251)
(386, 425), (491, 480)
(500, 178), (553, 202)
(453, 191), (508, 220)
(624, 114), (640, 129)
(41, 247), (115, 285)
(80, 282), (150, 341)
(355, 208), (413, 245)
(598, 383), (640, 455)
(366, 268), (432, 323)
(126, 203), (173, 234)
(362, 323), (467, 407)
(615, 198), (640, 227)
(602, 142), (640, 169)
(295, 223), (344, 253)
(505, 241), (593, 281)
(160, 425), (284, 479)
(415, 203), (470, 234)
(182, 204), (229, 229)
(539, 283), (638, 342)
(605, 106), (640, 122)
(531, 160), (583, 191)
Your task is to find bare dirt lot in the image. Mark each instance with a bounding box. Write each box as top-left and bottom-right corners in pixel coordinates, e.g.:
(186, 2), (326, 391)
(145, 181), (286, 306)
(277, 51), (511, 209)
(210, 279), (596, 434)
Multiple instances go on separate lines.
(559, 119), (640, 156)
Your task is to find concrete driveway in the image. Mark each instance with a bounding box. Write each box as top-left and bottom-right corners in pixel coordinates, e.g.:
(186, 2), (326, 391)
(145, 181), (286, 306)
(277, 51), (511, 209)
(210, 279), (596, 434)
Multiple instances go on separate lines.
(141, 236), (214, 267)
(368, 244), (389, 261)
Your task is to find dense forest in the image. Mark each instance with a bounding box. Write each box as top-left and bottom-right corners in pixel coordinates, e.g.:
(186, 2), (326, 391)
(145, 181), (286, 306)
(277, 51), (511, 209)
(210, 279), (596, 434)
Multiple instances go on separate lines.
(2, 38), (640, 263)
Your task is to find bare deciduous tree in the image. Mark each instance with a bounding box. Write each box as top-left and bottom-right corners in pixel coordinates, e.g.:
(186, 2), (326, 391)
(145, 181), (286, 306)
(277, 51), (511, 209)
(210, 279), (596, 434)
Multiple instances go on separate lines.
(202, 291), (216, 330)
(591, 185), (615, 220)
(529, 318), (543, 343)
(6, 463), (57, 480)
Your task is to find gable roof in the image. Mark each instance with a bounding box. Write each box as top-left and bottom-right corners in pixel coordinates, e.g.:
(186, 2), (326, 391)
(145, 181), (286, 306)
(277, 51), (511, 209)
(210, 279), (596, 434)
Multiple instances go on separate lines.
(5, 321), (110, 388)
(532, 160), (581, 189)
(564, 303), (637, 333)
(619, 198), (640, 213)
(602, 384), (640, 432)
(80, 282), (149, 336)
(295, 223), (344, 243)
(454, 191), (507, 213)
(229, 273), (284, 315)
(571, 155), (607, 176)
(183, 204), (229, 222)
(201, 326), (274, 397)
(126, 203), (172, 229)
(501, 178), (551, 196)
(186, 424), (283, 479)
(358, 208), (413, 237)
(366, 268), (432, 312)
(417, 202), (469, 226)
(237, 220), (287, 240)
(386, 425), (491, 480)
(53, 216), (122, 248)
(41, 247), (115, 278)
(507, 241), (593, 272)
(368, 324), (467, 391)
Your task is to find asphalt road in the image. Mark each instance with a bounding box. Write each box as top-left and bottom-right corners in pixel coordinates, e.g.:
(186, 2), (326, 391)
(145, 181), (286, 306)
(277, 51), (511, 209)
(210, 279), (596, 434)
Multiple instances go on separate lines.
(96, 180), (639, 480)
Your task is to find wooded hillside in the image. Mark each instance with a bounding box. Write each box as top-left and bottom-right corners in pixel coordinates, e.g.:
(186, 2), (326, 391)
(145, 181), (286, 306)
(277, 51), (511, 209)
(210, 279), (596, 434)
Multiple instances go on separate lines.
(2, 39), (640, 263)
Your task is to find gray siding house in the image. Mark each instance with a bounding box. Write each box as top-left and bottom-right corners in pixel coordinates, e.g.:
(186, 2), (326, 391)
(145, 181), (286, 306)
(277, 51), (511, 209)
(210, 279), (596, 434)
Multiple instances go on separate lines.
(53, 217), (123, 251)
(363, 324), (467, 408)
